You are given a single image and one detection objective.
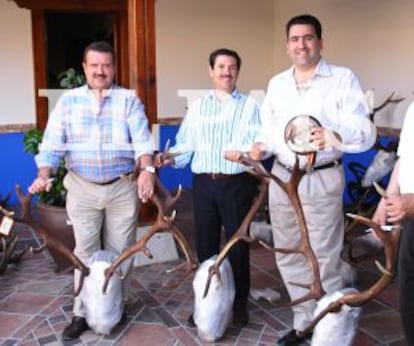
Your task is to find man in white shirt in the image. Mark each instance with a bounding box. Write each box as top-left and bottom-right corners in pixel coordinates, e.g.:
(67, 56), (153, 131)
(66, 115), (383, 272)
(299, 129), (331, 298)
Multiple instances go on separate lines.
(250, 14), (376, 344)
(373, 102), (414, 345)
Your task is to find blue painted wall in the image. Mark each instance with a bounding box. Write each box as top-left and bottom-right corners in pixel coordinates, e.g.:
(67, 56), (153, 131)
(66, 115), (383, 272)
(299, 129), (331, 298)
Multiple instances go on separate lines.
(0, 132), (37, 204)
(158, 125), (396, 209)
(0, 128), (396, 209)
(157, 125), (193, 191)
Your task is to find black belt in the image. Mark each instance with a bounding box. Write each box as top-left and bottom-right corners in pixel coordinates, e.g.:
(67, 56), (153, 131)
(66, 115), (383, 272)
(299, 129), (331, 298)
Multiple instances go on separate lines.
(281, 159), (342, 173)
(94, 171), (134, 185)
(313, 159), (342, 171)
(199, 172), (243, 181)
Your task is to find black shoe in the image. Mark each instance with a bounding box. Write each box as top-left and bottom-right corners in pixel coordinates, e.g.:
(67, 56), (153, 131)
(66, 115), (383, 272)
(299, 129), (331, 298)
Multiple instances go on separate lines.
(62, 316), (90, 341)
(277, 329), (312, 345)
(233, 308), (249, 328)
(187, 314), (196, 328)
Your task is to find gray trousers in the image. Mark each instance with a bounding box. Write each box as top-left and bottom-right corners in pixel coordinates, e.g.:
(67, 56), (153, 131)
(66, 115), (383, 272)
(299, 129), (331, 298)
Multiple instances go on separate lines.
(64, 171), (138, 317)
(269, 162), (347, 331)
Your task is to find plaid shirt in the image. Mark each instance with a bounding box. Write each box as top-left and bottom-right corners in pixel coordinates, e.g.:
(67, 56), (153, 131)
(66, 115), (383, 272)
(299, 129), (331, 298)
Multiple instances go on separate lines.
(35, 85), (155, 183)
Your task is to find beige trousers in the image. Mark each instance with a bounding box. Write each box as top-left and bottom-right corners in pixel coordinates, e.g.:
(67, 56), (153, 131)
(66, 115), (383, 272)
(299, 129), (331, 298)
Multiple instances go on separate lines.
(269, 162), (347, 331)
(64, 171), (138, 317)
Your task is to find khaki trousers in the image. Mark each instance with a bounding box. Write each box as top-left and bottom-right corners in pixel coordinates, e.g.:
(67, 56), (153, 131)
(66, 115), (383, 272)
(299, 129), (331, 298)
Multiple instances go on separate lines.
(269, 162), (347, 331)
(64, 171), (138, 317)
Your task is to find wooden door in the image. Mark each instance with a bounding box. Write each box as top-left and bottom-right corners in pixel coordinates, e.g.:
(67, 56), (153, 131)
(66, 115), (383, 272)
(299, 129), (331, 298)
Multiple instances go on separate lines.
(12, 0), (156, 128)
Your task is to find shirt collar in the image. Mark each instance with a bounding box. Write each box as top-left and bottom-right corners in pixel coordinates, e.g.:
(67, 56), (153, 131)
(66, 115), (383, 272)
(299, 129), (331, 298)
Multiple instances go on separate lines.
(286, 57), (332, 80)
(82, 83), (117, 98)
(207, 88), (242, 100)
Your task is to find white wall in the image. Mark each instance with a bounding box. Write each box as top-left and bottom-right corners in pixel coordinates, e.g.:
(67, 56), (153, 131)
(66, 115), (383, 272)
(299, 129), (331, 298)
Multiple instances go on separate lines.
(155, 0), (275, 118)
(2, 0), (413, 129)
(273, 0), (414, 128)
(0, 0), (36, 126)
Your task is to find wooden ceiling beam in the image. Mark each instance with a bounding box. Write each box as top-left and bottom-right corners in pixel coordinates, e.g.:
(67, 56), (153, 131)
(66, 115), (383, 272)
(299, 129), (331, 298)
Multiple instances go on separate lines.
(12, 0), (125, 11)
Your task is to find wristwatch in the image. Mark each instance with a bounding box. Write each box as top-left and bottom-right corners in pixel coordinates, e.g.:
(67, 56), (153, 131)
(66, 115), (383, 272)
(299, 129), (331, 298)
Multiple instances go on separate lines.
(142, 165), (156, 174)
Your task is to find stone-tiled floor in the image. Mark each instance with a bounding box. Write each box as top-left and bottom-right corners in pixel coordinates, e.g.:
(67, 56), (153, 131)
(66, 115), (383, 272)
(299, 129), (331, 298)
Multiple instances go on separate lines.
(0, 190), (408, 345)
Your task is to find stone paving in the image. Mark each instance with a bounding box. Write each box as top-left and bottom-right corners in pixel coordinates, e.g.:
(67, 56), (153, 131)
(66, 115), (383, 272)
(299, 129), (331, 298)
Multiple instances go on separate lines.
(0, 190), (408, 345)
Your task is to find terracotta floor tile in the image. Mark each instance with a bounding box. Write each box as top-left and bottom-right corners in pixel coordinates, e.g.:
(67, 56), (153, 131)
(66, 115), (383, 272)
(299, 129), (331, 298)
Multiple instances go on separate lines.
(0, 192), (408, 345)
(119, 323), (175, 345)
(0, 312), (32, 338)
(0, 292), (55, 314)
(172, 326), (200, 346)
(359, 310), (405, 343)
(12, 315), (44, 339)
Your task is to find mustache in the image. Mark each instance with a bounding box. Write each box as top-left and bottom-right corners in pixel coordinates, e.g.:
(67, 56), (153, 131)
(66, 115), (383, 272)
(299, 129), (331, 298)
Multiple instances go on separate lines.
(93, 74), (107, 78)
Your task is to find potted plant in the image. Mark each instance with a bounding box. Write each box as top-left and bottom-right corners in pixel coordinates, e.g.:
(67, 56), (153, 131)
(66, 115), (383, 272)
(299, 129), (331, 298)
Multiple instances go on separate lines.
(57, 67), (86, 89)
(22, 68), (85, 271)
(23, 128), (67, 206)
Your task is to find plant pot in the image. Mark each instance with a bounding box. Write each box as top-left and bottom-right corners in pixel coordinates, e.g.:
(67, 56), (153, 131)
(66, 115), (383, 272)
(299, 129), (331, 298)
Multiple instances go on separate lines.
(37, 202), (75, 272)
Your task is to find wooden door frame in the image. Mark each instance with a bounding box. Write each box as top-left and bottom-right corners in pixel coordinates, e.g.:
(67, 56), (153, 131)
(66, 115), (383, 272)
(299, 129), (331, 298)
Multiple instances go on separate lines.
(13, 0), (157, 129)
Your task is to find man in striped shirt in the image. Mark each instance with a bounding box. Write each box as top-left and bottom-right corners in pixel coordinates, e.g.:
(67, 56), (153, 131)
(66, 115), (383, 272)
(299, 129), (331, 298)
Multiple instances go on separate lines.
(156, 48), (261, 328)
(29, 41), (156, 341)
(250, 15), (376, 344)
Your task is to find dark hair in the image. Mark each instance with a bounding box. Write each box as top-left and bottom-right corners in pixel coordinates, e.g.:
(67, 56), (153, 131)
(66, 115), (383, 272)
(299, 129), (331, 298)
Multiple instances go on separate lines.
(286, 14), (322, 40)
(83, 41), (115, 62)
(209, 48), (241, 70)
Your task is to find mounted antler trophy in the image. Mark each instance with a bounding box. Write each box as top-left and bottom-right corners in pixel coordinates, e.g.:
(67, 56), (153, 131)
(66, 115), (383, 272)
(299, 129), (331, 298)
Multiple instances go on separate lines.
(0, 204), (29, 274)
(200, 115), (400, 345)
(16, 176), (198, 336)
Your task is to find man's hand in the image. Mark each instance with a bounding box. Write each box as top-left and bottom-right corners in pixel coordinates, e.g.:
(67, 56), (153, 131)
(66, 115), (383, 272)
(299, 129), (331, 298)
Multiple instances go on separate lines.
(249, 142), (267, 160)
(372, 198), (388, 226)
(28, 176), (53, 194)
(137, 170), (155, 203)
(309, 127), (342, 151)
(224, 150), (243, 163)
(385, 193), (414, 223)
(154, 152), (175, 168)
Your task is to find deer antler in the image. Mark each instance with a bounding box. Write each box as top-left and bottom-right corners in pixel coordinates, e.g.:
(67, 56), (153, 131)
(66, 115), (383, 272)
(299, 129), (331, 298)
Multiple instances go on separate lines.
(103, 176), (198, 293)
(15, 185), (90, 296)
(298, 181), (401, 337)
(299, 212), (400, 337)
(370, 92), (405, 121)
(203, 178), (267, 297)
(203, 152), (325, 306)
(257, 155), (325, 306)
(0, 205), (28, 274)
(0, 192), (11, 208)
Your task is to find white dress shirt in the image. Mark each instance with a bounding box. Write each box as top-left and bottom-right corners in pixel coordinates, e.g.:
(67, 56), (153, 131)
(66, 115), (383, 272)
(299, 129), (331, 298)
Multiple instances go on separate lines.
(398, 101), (414, 193)
(256, 58), (376, 168)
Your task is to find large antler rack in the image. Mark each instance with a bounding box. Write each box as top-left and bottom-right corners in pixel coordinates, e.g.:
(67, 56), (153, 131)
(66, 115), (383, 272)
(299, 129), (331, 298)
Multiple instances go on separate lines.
(15, 185), (90, 296)
(203, 157), (268, 297)
(203, 152), (325, 307)
(103, 175), (198, 293)
(370, 91), (405, 122)
(0, 204), (29, 274)
(298, 182), (401, 337)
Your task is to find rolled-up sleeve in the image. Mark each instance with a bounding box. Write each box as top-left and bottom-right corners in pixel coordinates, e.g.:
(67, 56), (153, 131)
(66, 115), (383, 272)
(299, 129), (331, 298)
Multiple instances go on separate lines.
(329, 73), (377, 153)
(127, 96), (156, 160)
(35, 97), (67, 172)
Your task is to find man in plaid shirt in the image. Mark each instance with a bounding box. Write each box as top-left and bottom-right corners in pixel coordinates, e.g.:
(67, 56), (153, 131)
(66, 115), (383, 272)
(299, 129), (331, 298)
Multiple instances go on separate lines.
(29, 41), (156, 341)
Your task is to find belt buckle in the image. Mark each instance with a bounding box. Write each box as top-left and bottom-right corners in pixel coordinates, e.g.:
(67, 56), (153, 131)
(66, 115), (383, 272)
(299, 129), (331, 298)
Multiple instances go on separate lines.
(211, 173), (218, 180)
